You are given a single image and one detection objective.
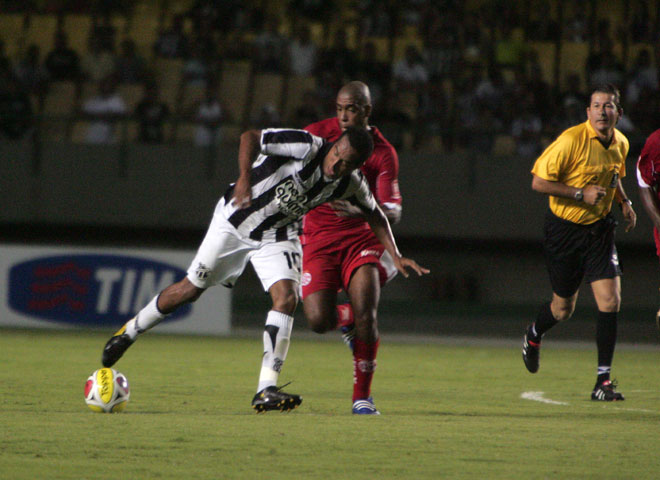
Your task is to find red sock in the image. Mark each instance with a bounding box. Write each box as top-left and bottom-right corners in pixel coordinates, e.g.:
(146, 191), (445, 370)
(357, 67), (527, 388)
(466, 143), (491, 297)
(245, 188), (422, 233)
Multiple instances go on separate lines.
(353, 337), (379, 401)
(336, 303), (354, 329)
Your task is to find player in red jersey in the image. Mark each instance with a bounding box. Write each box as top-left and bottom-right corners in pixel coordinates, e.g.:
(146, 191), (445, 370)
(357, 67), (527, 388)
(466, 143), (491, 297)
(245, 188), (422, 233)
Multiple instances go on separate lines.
(301, 81), (405, 414)
(636, 128), (660, 331)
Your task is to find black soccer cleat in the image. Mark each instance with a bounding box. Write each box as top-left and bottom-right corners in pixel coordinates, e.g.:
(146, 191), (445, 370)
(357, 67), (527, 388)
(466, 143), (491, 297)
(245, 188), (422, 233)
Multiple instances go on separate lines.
(522, 332), (540, 373)
(102, 324), (135, 367)
(591, 379), (625, 401)
(252, 385), (302, 413)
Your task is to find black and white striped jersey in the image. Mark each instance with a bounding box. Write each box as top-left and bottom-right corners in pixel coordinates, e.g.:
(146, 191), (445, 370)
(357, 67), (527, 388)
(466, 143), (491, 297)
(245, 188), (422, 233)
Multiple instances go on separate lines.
(216, 128), (377, 242)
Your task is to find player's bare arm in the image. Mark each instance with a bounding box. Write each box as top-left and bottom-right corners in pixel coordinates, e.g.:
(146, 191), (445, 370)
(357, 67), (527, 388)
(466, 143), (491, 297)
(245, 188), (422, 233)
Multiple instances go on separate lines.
(329, 200), (401, 225)
(614, 179), (637, 232)
(639, 186), (660, 231)
(232, 129), (262, 209)
(531, 175), (606, 206)
(364, 205), (429, 278)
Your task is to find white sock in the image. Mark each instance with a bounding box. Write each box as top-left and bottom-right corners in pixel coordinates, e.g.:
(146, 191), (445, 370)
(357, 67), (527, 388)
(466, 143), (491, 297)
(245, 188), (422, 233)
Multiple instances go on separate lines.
(124, 295), (167, 340)
(257, 310), (294, 392)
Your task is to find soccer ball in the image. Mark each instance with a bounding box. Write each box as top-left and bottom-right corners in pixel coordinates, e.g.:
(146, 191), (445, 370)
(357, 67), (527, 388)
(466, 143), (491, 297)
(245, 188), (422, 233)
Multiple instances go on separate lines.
(84, 368), (130, 413)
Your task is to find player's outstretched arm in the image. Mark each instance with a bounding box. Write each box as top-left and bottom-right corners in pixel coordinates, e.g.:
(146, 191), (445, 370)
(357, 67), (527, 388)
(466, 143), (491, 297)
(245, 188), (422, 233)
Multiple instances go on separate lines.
(365, 205), (430, 278)
(232, 129), (261, 209)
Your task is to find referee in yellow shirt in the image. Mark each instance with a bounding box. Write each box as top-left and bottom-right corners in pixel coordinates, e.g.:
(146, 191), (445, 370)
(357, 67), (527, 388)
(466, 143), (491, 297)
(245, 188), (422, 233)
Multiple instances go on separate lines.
(523, 83), (637, 401)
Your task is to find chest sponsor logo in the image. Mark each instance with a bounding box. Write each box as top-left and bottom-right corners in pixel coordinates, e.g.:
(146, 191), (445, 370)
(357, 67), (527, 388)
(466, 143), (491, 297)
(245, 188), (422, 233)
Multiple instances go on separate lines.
(8, 254), (190, 326)
(275, 179), (308, 218)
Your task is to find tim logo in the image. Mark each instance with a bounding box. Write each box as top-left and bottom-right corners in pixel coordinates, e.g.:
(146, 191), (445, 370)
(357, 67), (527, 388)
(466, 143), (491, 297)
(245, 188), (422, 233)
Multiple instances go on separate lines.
(8, 254), (191, 326)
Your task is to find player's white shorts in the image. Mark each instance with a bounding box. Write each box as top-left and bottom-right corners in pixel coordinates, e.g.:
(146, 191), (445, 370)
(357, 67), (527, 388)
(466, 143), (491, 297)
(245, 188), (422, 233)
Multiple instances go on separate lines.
(186, 213), (302, 292)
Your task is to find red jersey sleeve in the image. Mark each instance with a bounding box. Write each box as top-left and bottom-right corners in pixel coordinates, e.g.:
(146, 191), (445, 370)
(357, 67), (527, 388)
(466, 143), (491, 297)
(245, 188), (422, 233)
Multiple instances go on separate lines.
(303, 118), (341, 141)
(637, 129), (660, 188)
(373, 144), (402, 207)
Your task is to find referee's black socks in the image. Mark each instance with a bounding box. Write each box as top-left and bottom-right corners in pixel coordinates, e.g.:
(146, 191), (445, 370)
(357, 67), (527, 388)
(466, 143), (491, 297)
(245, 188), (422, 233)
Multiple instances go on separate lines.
(529, 302), (559, 343)
(596, 311), (618, 384)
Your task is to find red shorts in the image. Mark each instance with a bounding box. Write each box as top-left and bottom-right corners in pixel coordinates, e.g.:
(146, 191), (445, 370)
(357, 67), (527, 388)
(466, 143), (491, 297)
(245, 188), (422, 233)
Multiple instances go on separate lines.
(655, 227), (660, 259)
(301, 229), (397, 299)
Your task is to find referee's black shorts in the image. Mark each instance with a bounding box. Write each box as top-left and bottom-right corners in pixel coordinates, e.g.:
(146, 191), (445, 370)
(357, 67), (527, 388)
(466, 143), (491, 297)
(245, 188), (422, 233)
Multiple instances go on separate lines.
(543, 210), (622, 298)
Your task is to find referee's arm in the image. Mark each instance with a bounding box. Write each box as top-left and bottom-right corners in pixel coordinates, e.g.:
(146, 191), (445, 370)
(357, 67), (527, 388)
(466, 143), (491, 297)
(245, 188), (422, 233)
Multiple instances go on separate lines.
(532, 175), (606, 206)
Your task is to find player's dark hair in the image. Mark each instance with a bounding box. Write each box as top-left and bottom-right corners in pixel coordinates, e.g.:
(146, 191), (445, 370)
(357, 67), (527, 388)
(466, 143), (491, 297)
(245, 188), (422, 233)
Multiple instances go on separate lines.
(590, 83), (622, 109)
(339, 126), (374, 165)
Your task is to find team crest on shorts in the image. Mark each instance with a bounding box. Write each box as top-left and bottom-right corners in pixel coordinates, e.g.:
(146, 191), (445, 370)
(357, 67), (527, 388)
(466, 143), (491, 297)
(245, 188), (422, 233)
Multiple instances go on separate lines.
(301, 271), (312, 286)
(195, 262), (211, 280)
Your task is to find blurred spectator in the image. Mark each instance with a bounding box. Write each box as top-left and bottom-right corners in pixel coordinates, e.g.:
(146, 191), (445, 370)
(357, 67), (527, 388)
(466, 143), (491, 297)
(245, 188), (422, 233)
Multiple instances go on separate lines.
(417, 78), (452, 150)
(187, 0), (221, 35)
(471, 101), (504, 154)
(193, 83), (224, 147)
(563, 8), (588, 42)
(493, 25), (526, 73)
(135, 81), (170, 143)
(251, 102), (281, 130)
(13, 44), (49, 100)
(154, 15), (189, 59)
(314, 70), (343, 116)
(182, 42), (210, 87)
(252, 17), (288, 73)
(629, 0), (651, 43)
(558, 73), (588, 109)
(474, 65), (506, 115)
(375, 90), (412, 151)
(525, 56), (554, 124)
(423, 17), (461, 83)
(556, 97), (586, 133)
(288, 24), (318, 76)
(80, 75), (127, 144)
(392, 45), (429, 93)
(89, 11), (116, 53)
(0, 71), (33, 140)
(44, 32), (81, 81)
(356, 0), (392, 37)
(453, 69), (480, 150)
(0, 39), (10, 75)
(81, 35), (116, 83)
(114, 39), (146, 85)
(526, 0), (558, 41)
(511, 93), (543, 158)
(588, 47), (625, 88)
(460, 11), (490, 65)
(317, 27), (357, 79)
(289, 89), (322, 128)
(355, 40), (390, 104)
(625, 48), (658, 106)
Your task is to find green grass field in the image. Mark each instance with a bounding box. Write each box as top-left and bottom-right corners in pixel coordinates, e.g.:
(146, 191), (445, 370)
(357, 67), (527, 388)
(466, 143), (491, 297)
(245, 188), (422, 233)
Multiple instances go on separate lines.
(1, 327), (659, 480)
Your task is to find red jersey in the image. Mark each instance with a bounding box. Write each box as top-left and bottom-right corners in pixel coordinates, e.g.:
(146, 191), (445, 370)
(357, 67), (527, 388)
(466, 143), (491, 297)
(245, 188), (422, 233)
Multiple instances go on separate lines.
(636, 128), (660, 257)
(301, 117), (401, 244)
(637, 128), (660, 193)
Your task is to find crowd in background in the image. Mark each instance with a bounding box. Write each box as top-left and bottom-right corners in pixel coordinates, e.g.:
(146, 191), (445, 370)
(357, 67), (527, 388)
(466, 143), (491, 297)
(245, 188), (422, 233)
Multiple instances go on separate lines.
(2, 0), (660, 158)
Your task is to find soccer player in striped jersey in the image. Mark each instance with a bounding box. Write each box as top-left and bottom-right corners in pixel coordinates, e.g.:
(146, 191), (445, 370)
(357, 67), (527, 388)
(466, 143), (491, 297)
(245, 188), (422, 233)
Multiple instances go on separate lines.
(636, 127), (660, 331)
(101, 125), (429, 413)
(524, 84), (636, 402)
(300, 81), (401, 414)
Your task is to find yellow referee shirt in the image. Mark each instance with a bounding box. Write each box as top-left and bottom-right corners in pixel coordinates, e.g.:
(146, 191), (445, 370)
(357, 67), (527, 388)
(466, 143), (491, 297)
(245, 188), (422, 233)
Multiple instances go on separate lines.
(531, 120), (629, 225)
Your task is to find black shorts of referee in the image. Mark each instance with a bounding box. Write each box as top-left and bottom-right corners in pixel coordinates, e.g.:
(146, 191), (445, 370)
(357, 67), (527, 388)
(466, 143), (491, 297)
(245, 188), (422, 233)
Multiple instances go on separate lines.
(543, 209), (622, 298)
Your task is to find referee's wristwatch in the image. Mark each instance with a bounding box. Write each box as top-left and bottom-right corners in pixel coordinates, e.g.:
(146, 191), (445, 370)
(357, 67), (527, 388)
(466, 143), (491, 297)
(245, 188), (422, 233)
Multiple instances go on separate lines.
(574, 189), (584, 202)
(619, 198), (633, 208)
